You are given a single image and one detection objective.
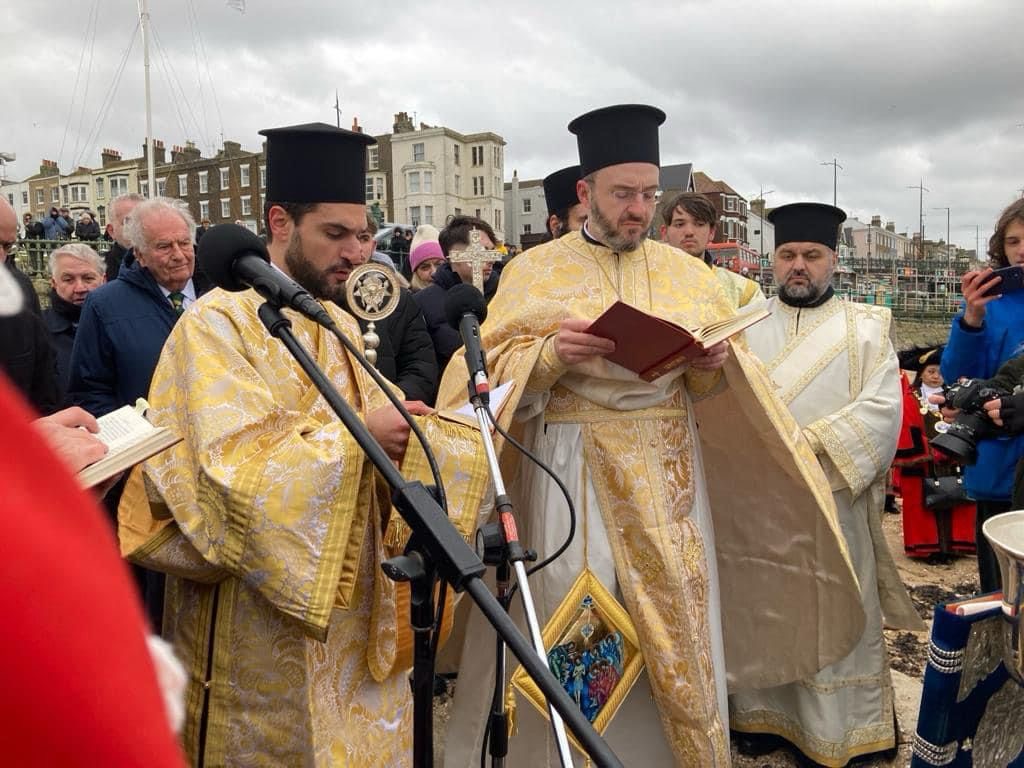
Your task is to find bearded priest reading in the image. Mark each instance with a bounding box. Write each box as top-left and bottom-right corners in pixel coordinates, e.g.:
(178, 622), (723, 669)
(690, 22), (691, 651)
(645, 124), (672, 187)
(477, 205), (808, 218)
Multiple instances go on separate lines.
(439, 105), (868, 767)
(117, 123), (491, 767)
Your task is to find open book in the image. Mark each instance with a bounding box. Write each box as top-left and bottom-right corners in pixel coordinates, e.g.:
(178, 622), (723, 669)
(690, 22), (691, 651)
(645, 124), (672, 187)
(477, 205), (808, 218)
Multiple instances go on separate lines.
(77, 399), (182, 489)
(586, 301), (770, 382)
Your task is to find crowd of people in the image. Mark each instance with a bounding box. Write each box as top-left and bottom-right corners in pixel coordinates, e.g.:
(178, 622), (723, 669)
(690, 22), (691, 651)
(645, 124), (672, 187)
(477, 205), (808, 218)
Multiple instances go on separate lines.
(2, 104), (1024, 768)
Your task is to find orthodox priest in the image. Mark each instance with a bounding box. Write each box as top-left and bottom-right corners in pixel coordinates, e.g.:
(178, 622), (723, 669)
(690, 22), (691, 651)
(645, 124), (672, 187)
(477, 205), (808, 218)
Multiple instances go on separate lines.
(118, 123), (491, 767)
(440, 106), (868, 767)
(731, 202), (924, 767)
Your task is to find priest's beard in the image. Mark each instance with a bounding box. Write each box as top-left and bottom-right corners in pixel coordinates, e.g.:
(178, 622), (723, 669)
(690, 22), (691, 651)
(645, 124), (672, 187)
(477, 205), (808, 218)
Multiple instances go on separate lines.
(777, 269), (833, 306)
(588, 198), (650, 252)
(283, 229), (346, 304)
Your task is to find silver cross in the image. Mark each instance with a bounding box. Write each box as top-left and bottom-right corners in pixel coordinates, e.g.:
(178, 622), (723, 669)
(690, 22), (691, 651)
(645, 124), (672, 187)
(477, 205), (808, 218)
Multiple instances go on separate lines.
(448, 227), (501, 293)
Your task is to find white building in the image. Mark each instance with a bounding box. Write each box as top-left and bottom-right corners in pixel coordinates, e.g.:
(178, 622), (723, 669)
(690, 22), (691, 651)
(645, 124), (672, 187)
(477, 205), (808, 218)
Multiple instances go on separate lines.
(1, 178), (32, 229)
(91, 148), (141, 228)
(747, 205), (774, 260)
(387, 114), (505, 240)
(503, 171), (549, 247)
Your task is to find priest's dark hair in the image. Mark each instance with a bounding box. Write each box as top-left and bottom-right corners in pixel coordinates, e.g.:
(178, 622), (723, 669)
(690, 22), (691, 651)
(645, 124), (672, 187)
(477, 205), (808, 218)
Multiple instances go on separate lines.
(263, 201), (318, 244)
(988, 198), (1024, 268)
(660, 192), (716, 228)
(438, 215), (498, 259)
(547, 207), (572, 237)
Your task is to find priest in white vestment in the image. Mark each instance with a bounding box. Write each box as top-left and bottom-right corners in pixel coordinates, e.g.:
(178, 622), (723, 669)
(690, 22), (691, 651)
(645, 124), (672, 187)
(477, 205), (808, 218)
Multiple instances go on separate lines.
(731, 202), (925, 767)
(440, 111), (868, 768)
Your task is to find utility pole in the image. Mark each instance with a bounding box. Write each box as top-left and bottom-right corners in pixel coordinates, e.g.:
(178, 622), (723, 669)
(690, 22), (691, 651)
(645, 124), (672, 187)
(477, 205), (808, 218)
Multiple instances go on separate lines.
(820, 158), (842, 206)
(907, 180), (928, 260)
(334, 90), (342, 128)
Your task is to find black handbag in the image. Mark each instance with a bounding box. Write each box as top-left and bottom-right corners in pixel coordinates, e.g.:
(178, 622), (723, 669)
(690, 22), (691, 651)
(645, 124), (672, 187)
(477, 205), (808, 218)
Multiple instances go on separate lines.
(923, 470), (967, 511)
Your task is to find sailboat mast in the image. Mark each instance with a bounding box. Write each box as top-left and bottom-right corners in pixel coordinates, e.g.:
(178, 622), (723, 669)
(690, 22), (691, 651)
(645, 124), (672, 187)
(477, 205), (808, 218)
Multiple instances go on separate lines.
(139, 0), (155, 198)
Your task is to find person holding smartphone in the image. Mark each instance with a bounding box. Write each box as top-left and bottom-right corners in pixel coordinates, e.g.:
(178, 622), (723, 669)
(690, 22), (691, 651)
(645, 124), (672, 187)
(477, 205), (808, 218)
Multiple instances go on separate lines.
(939, 197), (1024, 592)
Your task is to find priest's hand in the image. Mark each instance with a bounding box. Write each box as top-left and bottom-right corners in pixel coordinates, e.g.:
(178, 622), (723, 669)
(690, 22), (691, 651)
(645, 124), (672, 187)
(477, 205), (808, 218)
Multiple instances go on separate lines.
(367, 405), (412, 461)
(689, 341), (729, 371)
(554, 318), (616, 365)
(960, 268), (1002, 328)
(32, 406), (108, 474)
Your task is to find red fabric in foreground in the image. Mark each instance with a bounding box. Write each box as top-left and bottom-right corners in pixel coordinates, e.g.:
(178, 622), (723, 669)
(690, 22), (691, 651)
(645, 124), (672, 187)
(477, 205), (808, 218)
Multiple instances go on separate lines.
(0, 375), (184, 767)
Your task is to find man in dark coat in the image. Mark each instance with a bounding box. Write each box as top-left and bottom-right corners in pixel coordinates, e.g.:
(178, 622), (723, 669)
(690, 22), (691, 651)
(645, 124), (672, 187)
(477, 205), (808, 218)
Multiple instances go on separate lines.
(103, 193), (143, 282)
(41, 242), (106, 402)
(69, 196), (212, 630)
(0, 197), (59, 414)
(343, 214), (439, 404)
(413, 215), (500, 375)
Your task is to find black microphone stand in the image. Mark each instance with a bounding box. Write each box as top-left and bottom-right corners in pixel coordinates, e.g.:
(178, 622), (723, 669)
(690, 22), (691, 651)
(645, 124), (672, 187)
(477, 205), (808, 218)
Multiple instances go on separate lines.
(255, 303), (623, 768)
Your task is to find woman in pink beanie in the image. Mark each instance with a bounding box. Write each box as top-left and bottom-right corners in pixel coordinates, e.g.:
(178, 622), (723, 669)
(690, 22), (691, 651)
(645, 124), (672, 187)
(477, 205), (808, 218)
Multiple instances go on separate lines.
(409, 240), (446, 292)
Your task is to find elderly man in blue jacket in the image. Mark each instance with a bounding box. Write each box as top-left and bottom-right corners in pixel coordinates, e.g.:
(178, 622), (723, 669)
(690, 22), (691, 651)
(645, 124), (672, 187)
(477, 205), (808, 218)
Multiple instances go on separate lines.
(68, 196), (212, 631)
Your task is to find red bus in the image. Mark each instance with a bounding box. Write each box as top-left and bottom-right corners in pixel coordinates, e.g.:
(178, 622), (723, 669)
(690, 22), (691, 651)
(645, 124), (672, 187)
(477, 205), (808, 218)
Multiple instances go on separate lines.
(707, 242), (760, 273)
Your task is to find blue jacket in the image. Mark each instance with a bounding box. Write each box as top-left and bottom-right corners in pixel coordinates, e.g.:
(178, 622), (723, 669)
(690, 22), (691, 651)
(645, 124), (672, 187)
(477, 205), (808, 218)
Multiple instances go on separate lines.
(941, 292), (1024, 500)
(40, 214), (70, 240)
(68, 263), (205, 416)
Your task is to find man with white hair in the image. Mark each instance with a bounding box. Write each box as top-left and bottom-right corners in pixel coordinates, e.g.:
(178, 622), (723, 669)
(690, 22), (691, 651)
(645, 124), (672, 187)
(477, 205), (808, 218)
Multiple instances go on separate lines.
(42, 242), (106, 400)
(69, 196), (213, 629)
(104, 192), (144, 281)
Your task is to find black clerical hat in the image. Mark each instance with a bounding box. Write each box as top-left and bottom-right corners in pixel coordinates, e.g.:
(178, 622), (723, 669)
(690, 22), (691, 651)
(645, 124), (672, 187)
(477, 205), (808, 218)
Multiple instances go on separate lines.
(568, 104), (666, 177)
(898, 345), (943, 372)
(769, 202), (847, 251)
(543, 165), (581, 216)
(259, 122), (376, 204)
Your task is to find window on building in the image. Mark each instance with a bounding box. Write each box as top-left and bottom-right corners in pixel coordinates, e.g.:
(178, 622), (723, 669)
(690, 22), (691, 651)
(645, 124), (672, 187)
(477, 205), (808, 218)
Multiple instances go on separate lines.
(21, 190), (28, 205)
(522, 199), (532, 214)
(523, 224), (532, 234)
(494, 176), (501, 197)
(365, 177), (375, 202)
(454, 208), (462, 216)
(408, 172), (420, 194)
(110, 176), (128, 197)
(140, 179), (149, 197)
(240, 165), (250, 188)
(199, 200), (210, 221)
(409, 206), (421, 227)
(475, 208), (482, 219)
(156, 178), (167, 197)
(241, 195), (252, 216)
(368, 147), (379, 171)
(95, 177), (105, 199)
(454, 175), (461, 194)
(178, 174), (188, 196)
(473, 176), (485, 196)
(199, 171), (209, 194)
(259, 165), (266, 188)
(413, 143), (425, 162)
(724, 196), (736, 212)
(220, 198), (230, 218)
(70, 184), (88, 203)
(472, 146), (484, 166)
(424, 206), (433, 225)
(375, 178), (384, 199)
(453, 145), (460, 165)
(96, 206), (106, 226)
(495, 209), (501, 229)
(51, 187), (59, 203)
(61, 185), (68, 204)
(219, 167), (230, 190)
(37, 189), (44, 204)
(423, 171), (433, 193)
(493, 146), (501, 167)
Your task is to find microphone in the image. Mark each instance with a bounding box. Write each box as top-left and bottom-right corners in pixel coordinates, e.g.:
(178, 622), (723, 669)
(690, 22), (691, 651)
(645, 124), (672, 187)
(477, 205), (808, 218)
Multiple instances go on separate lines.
(197, 223), (334, 328)
(444, 284), (490, 403)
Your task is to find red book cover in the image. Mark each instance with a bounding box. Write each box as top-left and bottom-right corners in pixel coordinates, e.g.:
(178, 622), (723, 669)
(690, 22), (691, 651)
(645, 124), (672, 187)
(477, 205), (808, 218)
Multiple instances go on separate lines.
(585, 301), (701, 381)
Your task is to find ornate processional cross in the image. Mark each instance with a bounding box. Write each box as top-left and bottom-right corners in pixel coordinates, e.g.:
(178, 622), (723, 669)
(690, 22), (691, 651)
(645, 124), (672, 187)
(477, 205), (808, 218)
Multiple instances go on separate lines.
(448, 227), (502, 293)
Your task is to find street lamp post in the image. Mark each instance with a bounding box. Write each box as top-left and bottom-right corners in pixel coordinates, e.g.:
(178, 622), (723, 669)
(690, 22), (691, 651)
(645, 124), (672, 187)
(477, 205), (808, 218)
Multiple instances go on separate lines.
(748, 186), (774, 265)
(820, 158), (842, 207)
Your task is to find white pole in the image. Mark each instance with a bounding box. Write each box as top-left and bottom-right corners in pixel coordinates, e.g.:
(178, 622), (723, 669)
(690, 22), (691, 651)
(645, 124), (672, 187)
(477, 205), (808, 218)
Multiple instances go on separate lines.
(139, 0), (155, 199)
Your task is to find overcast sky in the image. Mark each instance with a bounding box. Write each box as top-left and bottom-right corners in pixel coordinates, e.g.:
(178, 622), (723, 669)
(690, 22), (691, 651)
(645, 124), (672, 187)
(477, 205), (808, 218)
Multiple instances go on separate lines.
(5, 0), (1022, 250)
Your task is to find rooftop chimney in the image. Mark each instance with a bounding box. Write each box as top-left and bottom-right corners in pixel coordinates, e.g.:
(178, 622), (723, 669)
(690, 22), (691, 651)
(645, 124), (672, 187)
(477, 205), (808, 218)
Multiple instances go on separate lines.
(393, 112), (415, 134)
(101, 148), (123, 168)
(870, 215), (882, 228)
(351, 117), (363, 134)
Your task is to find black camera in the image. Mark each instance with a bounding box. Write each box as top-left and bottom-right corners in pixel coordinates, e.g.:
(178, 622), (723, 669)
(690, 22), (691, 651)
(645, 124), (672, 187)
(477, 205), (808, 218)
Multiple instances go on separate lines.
(931, 379), (1007, 464)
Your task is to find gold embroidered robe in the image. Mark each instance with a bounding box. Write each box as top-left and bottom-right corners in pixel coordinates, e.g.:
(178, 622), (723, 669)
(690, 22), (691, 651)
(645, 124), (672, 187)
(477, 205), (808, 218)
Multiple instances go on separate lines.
(712, 266), (765, 309)
(438, 232), (866, 767)
(119, 289), (490, 767)
(731, 295), (925, 767)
